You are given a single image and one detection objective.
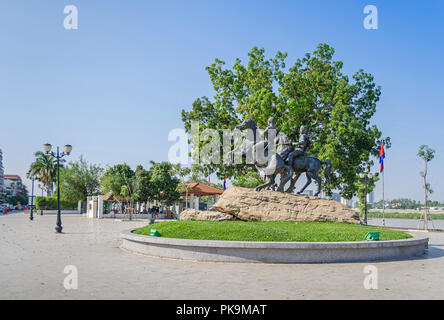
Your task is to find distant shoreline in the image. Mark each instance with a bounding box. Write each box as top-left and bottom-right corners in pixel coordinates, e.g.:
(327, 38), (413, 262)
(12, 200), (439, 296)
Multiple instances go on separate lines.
(369, 208), (444, 214)
(361, 211), (444, 220)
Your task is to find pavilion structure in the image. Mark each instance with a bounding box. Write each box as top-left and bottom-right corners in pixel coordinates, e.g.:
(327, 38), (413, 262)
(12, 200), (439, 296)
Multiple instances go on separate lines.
(182, 183), (224, 211)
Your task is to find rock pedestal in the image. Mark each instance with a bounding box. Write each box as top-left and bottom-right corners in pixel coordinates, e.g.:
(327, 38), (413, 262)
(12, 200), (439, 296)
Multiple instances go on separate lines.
(180, 208), (237, 221)
(212, 187), (360, 223)
(180, 187), (360, 224)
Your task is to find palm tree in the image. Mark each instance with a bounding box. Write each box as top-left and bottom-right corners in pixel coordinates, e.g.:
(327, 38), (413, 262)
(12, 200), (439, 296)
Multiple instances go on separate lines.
(29, 151), (65, 196)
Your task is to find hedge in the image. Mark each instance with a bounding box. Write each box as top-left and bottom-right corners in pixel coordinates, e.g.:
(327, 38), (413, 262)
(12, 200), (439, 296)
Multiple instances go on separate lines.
(35, 196), (78, 210)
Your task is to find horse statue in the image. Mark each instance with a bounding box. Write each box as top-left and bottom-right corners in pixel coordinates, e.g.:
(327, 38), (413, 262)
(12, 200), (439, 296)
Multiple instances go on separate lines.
(286, 157), (332, 196)
(227, 118), (293, 192)
(228, 119), (332, 196)
(274, 127), (332, 196)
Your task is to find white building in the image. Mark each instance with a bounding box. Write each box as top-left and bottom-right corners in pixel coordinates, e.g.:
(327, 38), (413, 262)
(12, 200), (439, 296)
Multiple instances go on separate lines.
(340, 197), (353, 208)
(4, 174), (25, 197)
(367, 191), (374, 204)
(0, 149), (4, 196)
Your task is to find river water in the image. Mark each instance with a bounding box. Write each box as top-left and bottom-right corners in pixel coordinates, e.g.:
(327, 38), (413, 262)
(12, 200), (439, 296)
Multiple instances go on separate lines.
(368, 218), (444, 230)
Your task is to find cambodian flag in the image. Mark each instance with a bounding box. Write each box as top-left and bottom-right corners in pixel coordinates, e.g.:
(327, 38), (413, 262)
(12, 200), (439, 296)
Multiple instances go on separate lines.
(379, 143), (385, 172)
(223, 179), (226, 190)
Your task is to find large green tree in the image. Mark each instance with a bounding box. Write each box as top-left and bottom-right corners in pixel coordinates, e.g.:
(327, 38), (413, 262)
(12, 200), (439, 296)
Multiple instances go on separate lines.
(133, 165), (153, 203)
(101, 163), (135, 199)
(59, 156), (104, 203)
(101, 163), (136, 218)
(148, 161), (180, 206)
(181, 44), (389, 198)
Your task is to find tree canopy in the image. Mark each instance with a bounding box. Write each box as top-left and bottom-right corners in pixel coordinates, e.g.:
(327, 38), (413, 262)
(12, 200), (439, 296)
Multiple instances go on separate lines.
(181, 44), (389, 198)
(231, 171), (264, 189)
(59, 156), (104, 202)
(148, 161), (181, 206)
(100, 161), (182, 206)
(101, 163), (135, 200)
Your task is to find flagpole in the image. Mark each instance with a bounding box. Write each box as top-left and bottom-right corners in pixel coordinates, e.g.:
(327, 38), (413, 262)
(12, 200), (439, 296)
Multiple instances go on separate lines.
(382, 168), (385, 226)
(380, 142), (386, 227)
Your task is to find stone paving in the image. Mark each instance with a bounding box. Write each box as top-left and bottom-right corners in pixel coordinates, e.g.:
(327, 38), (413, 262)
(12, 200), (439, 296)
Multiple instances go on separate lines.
(1, 212), (444, 299)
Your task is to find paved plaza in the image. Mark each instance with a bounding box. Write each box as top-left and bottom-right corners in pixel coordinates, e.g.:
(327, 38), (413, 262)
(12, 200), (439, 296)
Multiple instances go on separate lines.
(1, 212), (444, 299)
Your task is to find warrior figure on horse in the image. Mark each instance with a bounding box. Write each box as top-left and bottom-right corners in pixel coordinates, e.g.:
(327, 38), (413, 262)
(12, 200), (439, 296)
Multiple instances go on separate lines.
(229, 118), (332, 196)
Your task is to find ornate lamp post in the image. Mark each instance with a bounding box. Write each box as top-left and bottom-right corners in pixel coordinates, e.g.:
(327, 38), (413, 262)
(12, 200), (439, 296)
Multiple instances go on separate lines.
(43, 143), (72, 233)
(26, 172), (36, 221)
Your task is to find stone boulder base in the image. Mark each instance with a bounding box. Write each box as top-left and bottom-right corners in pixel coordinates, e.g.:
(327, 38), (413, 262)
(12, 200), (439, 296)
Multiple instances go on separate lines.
(212, 187), (360, 224)
(180, 208), (237, 221)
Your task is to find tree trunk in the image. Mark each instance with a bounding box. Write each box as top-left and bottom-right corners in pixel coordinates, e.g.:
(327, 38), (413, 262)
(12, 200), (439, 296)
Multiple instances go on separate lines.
(47, 183), (53, 196)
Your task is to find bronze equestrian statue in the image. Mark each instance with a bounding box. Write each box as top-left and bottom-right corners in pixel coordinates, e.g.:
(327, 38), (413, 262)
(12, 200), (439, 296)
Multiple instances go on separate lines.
(230, 118), (293, 192)
(229, 118), (332, 196)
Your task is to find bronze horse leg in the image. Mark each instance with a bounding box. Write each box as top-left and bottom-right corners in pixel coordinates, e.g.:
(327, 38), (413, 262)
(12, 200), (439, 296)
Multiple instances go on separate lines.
(286, 172), (301, 193)
(297, 172), (312, 195)
(307, 170), (322, 196)
(255, 174), (276, 191)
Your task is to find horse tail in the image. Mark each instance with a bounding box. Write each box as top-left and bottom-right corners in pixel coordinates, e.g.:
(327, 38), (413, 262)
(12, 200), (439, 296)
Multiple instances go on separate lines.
(322, 161), (332, 183)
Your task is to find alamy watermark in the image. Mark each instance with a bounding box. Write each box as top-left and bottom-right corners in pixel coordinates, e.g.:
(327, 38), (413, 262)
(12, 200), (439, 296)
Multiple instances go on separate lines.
(64, 5), (78, 30)
(167, 121), (277, 169)
(363, 5), (378, 30)
(63, 265), (78, 290)
(363, 265), (378, 290)
(61, 5), (377, 32)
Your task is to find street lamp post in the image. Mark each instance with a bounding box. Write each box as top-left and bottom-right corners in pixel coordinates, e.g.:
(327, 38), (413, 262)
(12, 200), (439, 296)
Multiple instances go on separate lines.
(38, 184), (44, 215)
(43, 143), (72, 233)
(359, 173), (375, 225)
(26, 172), (35, 221)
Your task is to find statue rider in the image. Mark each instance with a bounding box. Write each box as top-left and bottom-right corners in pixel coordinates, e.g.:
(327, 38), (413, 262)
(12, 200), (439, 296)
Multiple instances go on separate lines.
(264, 117), (278, 140)
(286, 126), (311, 166)
(275, 130), (293, 163)
(262, 117), (280, 151)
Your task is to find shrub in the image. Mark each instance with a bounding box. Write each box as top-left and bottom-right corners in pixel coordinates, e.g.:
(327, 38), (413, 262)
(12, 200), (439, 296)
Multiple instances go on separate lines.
(35, 196), (78, 210)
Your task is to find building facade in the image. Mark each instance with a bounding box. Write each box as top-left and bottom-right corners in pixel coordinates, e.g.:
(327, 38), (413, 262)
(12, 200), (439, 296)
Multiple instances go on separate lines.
(4, 174), (25, 197)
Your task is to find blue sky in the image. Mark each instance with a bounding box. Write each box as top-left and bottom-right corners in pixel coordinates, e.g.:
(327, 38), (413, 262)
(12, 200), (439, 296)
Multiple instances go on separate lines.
(1, 0), (443, 202)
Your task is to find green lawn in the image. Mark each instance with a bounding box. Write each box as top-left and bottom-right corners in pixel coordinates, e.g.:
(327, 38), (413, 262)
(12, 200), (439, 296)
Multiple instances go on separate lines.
(133, 221), (412, 242)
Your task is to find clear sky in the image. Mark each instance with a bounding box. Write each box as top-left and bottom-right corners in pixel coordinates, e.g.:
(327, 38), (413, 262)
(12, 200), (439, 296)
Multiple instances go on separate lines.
(1, 0), (443, 202)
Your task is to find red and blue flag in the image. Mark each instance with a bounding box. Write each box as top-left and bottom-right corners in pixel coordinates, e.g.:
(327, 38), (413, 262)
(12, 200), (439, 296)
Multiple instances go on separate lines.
(379, 143), (385, 172)
(223, 179), (226, 190)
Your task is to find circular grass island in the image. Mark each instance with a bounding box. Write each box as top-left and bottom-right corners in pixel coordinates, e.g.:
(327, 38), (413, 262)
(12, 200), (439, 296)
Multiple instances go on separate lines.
(133, 221), (411, 242)
(121, 221), (428, 263)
